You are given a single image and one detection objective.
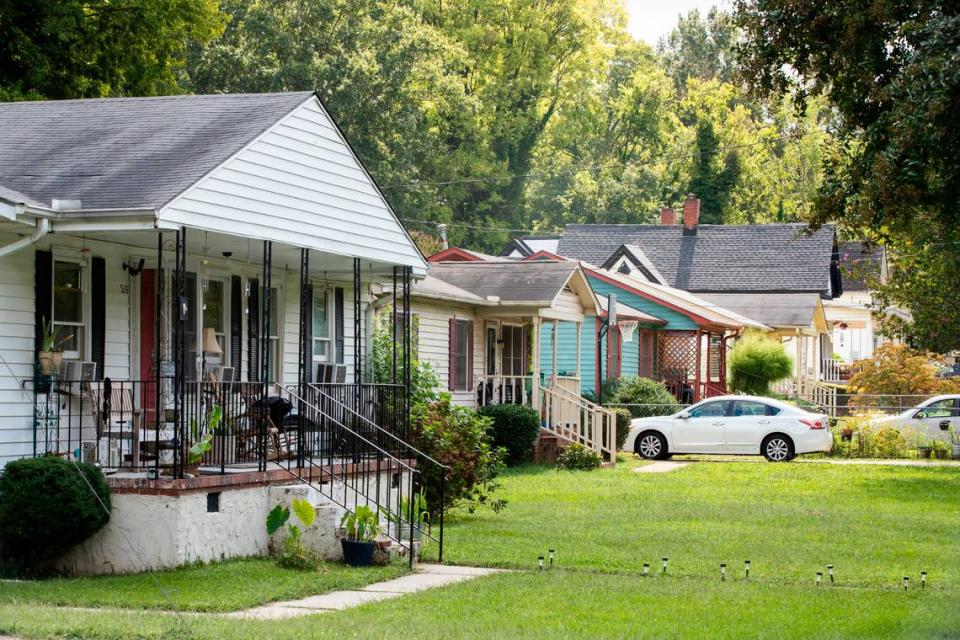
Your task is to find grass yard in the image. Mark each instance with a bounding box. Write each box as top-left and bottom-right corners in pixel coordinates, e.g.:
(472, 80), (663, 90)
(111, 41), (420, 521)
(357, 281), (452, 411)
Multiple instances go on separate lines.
(1, 458), (957, 639)
(0, 557), (406, 612)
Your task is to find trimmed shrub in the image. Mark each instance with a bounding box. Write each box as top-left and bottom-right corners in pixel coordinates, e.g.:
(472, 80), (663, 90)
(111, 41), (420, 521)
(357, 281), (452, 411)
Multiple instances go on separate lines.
(478, 404), (541, 466)
(411, 397), (506, 514)
(556, 443), (602, 471)
(612, 408), (632, 451)
(0, 457), (110, 574)
(729, 333), (793, 396)
(606, 376), (680, 418)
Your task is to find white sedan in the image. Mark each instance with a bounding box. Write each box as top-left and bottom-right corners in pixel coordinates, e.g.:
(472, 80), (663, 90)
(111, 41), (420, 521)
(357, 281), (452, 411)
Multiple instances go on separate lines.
(624, 395), (832, 462)
(867, 394), (960, 441)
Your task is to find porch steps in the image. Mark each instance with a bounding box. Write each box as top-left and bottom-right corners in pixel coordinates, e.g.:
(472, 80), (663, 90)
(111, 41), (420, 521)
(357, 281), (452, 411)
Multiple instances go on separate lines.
(533, 431), (564, 463)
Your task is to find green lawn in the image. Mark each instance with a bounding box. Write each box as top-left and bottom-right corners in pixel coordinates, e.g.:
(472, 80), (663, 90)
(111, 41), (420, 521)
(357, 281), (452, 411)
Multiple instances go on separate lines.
(0, 557), (406, 612)
(1, 458), (957, 639)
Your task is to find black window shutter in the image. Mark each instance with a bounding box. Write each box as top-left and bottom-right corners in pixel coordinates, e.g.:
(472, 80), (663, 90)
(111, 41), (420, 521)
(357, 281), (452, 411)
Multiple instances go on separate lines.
(91, 257), (106, 380)
(305, 284), (314, 382)
(34, 250), (53, 355)
(248, 278), (259, 382)
(334, 287), (344, 364)
(230, 276), (242, 381)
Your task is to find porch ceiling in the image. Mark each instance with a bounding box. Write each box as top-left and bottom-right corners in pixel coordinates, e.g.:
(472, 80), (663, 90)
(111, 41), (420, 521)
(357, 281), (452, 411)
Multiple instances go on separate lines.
(69, 228), (408, 280)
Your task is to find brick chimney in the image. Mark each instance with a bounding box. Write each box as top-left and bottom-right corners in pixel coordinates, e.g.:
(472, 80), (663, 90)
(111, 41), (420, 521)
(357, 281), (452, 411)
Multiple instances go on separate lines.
(682, 194), (700, 235)
(660, 207), (676, 225)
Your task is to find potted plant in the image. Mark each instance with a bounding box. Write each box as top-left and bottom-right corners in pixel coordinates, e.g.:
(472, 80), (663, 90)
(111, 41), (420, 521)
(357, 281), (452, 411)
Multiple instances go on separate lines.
(382, 488), (429, 545)
(38, 318), (69, 374)
(185, 405), (223, 475)
(950, 427), (960, 460)
(930, 439), (950, 460)
(340, 504), (381, 567)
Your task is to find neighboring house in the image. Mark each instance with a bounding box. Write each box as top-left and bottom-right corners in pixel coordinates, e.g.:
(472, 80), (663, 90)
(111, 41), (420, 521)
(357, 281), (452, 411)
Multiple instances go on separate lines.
(0, 92), (429, 572)
(500, 234), (561, 258)
(380, 259), (617, 460)
(551, 196), (842, 385)
(822, 242), (900, 380)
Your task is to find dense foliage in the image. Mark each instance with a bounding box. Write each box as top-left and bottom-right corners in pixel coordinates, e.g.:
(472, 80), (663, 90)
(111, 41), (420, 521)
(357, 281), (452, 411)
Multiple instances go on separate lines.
(612, 407), (632, 451)
(556, 443), (602, 471)
(0, 457), (110, 574)
(735, 0), (960, 351)
(605, 376), (680, 417)
(478, 404), (541, 466)
(728, 333), (793, 396)
(847, 344), (958, 407)
(410, 396), (505, 514)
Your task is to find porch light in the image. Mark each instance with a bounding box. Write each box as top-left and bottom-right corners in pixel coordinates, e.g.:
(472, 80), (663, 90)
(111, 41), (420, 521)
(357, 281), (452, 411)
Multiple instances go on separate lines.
(202, 327), (223, 354)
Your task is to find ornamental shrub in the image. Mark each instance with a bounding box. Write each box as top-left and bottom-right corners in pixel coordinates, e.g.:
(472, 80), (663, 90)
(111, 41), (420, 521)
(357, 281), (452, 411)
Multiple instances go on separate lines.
(556, 443), (602, 471)
(612, 408), (632, 451)
(478, 404), (541, 465)
(728, 333), (793, 396)
(606, 376), (680, 418)
(848, 344), (960, 408)
(0, 456), (110, 574)
(411, 396), (506, 514)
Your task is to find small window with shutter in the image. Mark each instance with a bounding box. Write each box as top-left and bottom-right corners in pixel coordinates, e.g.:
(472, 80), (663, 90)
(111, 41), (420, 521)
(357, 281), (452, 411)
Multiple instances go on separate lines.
(448, 318), (473, 391)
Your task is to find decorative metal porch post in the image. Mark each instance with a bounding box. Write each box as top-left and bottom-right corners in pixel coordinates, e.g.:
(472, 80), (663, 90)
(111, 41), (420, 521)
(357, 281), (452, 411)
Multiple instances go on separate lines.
(172, 228), (187, 479)
(402, 266), (411, 441)
(353, 258), (362, 417)
(154, 231), (164, 479)
(296, 248), (310, 469)
(259, 240), (272, 472)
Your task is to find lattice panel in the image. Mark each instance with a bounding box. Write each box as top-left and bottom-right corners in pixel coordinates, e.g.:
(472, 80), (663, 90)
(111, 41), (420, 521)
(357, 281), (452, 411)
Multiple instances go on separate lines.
(657, 330), (698, 387)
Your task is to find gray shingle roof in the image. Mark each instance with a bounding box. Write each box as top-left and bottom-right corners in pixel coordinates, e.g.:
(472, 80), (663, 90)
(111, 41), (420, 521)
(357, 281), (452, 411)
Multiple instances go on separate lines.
(559, 223), (837, 293)
(837, 241), (883, 292)
(0, 92), (315, 210)
(695, 292), (821, 328)
(427, 261), (579, 304)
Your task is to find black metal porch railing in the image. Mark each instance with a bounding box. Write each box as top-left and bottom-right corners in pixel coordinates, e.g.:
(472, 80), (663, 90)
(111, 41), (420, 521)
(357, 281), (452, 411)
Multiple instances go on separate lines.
(310, 383), (408, 442)
(302, 384), (447, 558)
(276, 385), (446, 563)
(32, 376), (274, 476)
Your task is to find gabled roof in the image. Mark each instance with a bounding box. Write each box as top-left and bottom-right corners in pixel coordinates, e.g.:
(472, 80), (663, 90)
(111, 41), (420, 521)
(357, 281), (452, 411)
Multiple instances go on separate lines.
(428, 247), (511, 263)
(837, 241), (884, 292)
(696, 292), (826, 332)
(584, 265), (769, 331)
(559, 223), (838, 294)
(501, 234), (561, 257)
(602, 244), (667, 285)
(0, 92), (314, 210)
(425, 261), (586, 306)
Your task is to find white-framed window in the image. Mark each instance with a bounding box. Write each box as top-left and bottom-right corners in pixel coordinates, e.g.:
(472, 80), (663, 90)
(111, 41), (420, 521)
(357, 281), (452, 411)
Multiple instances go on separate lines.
(263, 286), (281, 381)
(313, 287), (331, 362)
(52, 260), (86, 360)
(451, 318), (471, 391)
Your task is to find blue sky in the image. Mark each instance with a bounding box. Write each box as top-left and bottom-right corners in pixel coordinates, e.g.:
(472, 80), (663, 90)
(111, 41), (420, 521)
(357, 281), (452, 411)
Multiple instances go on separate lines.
(624, 0), (728, 45)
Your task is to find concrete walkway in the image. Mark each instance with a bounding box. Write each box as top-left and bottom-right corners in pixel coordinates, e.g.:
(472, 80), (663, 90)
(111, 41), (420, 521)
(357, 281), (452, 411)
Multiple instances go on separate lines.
(226, 564), (503, 620)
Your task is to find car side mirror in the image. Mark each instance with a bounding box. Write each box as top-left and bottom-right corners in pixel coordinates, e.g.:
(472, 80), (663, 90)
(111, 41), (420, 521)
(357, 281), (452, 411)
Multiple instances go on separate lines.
(915, 411), (926, 420)
(678, 412), (691, 420)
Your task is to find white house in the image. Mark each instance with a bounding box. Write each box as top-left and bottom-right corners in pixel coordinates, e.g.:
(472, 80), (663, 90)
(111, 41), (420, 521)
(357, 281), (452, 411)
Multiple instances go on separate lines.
(0, 92), (433, 572)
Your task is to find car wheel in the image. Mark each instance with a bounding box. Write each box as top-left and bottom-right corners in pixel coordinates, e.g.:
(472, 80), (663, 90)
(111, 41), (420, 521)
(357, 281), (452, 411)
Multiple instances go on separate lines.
(636, 432), (668, 460)
(761, 434), (794, 462)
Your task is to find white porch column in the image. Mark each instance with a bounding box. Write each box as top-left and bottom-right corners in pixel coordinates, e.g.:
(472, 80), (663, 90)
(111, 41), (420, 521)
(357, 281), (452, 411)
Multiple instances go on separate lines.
(532, 317), (541, 410)
(795, 328), (803, 390)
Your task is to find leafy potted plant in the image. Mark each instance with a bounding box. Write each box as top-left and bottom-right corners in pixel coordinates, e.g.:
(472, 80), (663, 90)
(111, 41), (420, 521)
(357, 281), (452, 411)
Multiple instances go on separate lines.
(381, 488), (429, 545)
(38, 318), (69, 374)
(340, 504), (381, 567)
(185, 405), (222, 475)
(930, 439), (950, 460)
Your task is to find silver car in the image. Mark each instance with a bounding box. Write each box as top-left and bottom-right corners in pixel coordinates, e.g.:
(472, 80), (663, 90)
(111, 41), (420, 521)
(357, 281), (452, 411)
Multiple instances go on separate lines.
(867, 394), (960, 441)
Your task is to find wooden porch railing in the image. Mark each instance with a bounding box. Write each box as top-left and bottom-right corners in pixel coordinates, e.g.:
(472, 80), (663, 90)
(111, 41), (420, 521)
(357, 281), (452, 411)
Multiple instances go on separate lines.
(540, 381), (617, 464)
(477, 375), (534, 407)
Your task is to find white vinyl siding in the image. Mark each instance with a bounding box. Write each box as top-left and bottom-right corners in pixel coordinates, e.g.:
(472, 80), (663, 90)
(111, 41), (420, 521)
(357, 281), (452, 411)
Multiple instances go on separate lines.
(160, 98), (426, 273)
(412, 300), (478, 407)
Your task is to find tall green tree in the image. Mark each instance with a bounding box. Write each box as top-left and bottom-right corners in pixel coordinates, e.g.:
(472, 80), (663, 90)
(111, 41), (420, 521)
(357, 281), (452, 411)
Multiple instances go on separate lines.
(735, 0), (960, 350)
(657, 7), (738, 92)
(0, 0), (223, 99)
